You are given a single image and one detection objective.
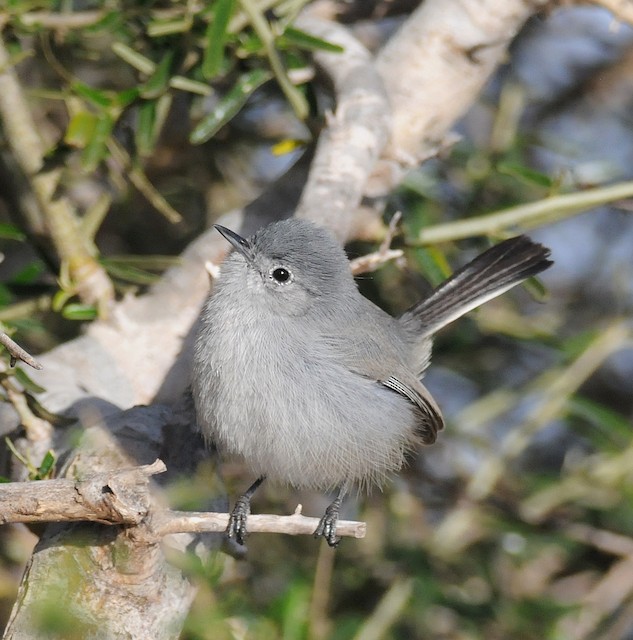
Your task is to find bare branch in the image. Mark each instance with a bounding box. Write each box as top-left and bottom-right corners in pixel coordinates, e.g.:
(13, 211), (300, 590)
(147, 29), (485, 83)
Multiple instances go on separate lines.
(0, 333), (43, 369)
(350, 211), (404, 275)
(293, 14), (391, 242)
(155, 505), (366, 540)
(376, 0), (549, 168)
(350, 248), (404, 275)
(0, 461), (166, 525)
(0, 460), (366, 540)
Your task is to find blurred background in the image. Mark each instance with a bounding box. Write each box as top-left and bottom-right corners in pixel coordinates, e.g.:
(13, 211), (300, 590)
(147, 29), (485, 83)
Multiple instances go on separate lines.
(1, 1), (633, 638)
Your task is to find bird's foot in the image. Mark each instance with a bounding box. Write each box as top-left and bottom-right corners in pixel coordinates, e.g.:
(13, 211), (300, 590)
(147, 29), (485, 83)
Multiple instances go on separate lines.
(313, 498), (342, 548)
(226, 494), (251, 545)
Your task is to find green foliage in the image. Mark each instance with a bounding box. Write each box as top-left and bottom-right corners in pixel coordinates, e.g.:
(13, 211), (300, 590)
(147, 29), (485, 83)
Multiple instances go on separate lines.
(7, 0), (335, 166)
(5, 439), (56, 481)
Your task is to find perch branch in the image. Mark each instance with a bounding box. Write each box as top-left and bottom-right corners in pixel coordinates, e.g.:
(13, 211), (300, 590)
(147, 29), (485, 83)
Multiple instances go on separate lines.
(155, 505), (366, 539)
(0, 459), (366, 539)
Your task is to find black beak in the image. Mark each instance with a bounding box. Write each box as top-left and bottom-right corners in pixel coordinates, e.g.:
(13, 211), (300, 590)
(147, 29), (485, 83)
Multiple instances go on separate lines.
(214, 225), (254, 262)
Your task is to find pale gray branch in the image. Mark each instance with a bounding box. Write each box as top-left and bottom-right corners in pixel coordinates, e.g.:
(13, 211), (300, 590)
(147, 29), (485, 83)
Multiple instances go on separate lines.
(0, 460), (166, 525)
(0, 459), (365, 540)
(376, 0), (550, 168)
(293, 14), (391, 242)
(156, 506), (366, 540)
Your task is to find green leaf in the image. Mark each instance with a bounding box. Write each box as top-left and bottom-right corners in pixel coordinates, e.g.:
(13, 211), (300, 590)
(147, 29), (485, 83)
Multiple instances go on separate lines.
(136, 94), (173, 156)
(113, 87), (140, 108)
(147, 16), (193, 37)
(62, 304), (98, 321)
(36, 450), (56, 480)
(137, 100), (158, 157)
(522, 274), (549, 301)
(202, 0), (235, 80)
(111, 42), (155, 75)
(560, 329), (599, 361)
(190, 68), (272, 144)
(0, 476), (10, 483)
(80, 114), (115, 171)
(11, 261), (45, 285)
(86, 10), (122, 34)
(103, 254), (181, 270)
(279, 26), (344, 53)
(202, 0), (236, 79)
(14, 367), (46, 394)
(72, 82), (113, 108)
(169, 76), (212, 96)
(568, 396), (632, 444)
(236, 31), (264, 55)
(0, 222), (26, 241)
(407, 246), (451, 287)
(64, 111), (98, 149)
(141, 50), (176, 99)
(101, 262), (160, 285)
(497, 161), (553, 188)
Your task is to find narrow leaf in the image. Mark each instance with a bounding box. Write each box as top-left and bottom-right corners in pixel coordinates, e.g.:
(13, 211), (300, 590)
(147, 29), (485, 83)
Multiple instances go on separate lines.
(279, 27), (344, 53)
(81, 114), (115, 172)
(497, 161), (553, 188)
(190, 68), (272, 144)
(62, 304), (98, 320)
(14, 367), (46, 394)
(64, 111), (98, 149)
(36, 450), (56, 479)
(111, 42), (155, 75)
(141, 50), (175, 99)
(71, 82), (113, 108)
(202, 0), (236, 79)
(102, 262), (160, 285)
(0, 223), (26, 241)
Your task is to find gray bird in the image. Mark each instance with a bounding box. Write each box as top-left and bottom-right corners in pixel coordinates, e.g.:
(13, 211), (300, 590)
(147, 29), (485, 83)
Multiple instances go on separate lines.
(192, 218), (552, 547)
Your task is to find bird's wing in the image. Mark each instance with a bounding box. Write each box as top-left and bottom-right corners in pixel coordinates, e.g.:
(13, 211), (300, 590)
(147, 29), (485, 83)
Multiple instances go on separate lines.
(381, 374), (444, 444)
(322, 306), (444, 444)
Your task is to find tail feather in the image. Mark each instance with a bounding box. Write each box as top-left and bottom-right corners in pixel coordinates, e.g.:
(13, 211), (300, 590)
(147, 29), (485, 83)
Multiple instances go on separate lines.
(399, 236), (553, 338)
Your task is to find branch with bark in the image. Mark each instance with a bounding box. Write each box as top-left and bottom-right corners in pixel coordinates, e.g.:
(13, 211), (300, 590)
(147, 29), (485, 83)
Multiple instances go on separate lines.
(0, 460), (366, 539)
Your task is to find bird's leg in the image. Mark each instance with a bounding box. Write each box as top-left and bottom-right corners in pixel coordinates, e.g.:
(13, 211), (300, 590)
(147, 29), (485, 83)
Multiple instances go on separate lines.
(314, 486), (346, 548)
(226, 476), (266, 545)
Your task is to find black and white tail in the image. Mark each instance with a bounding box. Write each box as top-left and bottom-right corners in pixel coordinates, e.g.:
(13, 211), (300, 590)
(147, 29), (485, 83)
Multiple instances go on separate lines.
(399, 236), (553, 338)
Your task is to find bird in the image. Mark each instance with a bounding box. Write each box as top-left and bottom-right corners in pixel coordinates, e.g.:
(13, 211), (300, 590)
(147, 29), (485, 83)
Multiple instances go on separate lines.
(192, 218), (553, 547)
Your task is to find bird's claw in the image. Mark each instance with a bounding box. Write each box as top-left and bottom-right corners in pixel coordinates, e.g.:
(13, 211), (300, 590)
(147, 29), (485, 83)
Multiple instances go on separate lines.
(313, 501), (341, 548)
(226, 495), (251, 545)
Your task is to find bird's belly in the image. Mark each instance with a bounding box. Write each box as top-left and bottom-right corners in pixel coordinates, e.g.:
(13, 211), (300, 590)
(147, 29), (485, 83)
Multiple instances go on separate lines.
(206, 337), (417, 491)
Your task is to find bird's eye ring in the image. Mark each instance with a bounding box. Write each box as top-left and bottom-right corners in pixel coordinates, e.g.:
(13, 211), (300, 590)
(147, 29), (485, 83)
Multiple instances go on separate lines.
(270, 266), (292, 284)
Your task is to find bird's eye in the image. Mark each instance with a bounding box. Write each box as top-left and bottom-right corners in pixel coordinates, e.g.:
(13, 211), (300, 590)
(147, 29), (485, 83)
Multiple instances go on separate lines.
(270, 266), (292, 284)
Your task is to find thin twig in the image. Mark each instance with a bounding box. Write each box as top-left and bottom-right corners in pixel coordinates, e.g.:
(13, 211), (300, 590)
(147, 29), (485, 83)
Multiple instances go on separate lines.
(350, 212), (404, 275)
(415, 180), (633, 244)
(0, 332), (43, 369)
(107, 138), (183, 224)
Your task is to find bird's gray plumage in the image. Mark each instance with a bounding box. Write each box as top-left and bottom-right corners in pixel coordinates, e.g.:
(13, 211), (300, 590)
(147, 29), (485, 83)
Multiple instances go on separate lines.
(192, 219), (552, 497)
